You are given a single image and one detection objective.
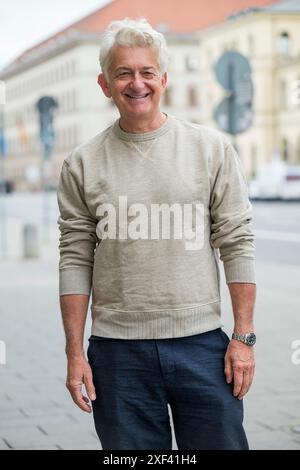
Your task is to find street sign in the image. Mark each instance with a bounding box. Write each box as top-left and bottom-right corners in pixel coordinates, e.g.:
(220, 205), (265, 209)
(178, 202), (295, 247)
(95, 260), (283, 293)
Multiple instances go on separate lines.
(215, 51), (251, 91)
(36, 96), (58, 159)
(214, 51), (253, 135)
(213, 98), (253, 135)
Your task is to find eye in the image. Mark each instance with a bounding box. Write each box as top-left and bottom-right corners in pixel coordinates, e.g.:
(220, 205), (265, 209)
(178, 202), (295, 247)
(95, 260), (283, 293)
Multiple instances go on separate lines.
(143, 71), (155, 78)
(116, 72), (130, 78)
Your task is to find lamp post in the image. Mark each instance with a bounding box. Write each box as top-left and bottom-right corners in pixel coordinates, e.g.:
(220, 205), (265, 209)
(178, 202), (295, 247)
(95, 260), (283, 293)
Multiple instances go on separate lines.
(36, 96), (58, 243)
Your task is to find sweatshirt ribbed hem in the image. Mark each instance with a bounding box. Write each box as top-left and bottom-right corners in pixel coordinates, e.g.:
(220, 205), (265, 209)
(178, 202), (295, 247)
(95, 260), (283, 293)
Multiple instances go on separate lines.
(223, 257), (256, 284)
(59, 267), (93, 295)
(91, 301), (222, 339)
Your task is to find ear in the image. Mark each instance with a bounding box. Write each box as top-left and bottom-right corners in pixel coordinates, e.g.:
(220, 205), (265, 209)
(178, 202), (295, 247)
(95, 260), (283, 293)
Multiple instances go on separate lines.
(98, 73), (112, 98)
(161, 71), (168, 89)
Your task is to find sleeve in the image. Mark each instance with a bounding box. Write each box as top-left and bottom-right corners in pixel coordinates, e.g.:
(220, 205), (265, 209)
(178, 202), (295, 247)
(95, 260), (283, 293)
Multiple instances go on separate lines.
(209, 142), (255, 284)
(57, 159), (98, 296)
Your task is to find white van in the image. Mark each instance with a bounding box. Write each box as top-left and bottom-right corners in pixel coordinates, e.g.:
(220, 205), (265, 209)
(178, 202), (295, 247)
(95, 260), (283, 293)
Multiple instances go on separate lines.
(248, 162), (300, 200)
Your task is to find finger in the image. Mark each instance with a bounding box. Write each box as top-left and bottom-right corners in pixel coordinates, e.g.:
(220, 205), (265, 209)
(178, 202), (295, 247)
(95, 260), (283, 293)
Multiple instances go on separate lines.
(72, 388), (92, 413)
(246, 365), (255, 394)
(68, 383), (92, 413)
(224, 357), (233, 384)
(84, 369), (96, 401)
(249, 364), (255, 387)
(233, 369), (243, 397)
(238, 370), (251, 400)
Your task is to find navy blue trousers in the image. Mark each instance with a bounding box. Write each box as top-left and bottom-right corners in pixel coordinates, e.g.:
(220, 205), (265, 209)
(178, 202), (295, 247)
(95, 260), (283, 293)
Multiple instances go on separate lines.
(87, 328), (249, 450)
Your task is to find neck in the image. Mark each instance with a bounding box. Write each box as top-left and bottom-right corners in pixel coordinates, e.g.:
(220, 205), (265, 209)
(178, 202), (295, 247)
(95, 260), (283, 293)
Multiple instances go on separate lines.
(119, 112), (167, 134)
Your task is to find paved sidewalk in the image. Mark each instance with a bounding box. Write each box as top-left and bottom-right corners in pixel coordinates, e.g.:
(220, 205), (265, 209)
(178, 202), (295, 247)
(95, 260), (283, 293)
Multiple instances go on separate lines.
(0, 232), (100, 450)
(0, 207), (300, 449)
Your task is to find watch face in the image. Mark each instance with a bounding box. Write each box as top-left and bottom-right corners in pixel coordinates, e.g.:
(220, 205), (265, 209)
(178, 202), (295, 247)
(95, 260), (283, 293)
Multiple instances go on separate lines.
(245, 333), (256, 346)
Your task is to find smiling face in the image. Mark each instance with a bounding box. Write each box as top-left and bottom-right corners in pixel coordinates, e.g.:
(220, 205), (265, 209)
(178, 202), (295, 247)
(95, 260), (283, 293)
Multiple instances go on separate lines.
(98, 45), (167, 129)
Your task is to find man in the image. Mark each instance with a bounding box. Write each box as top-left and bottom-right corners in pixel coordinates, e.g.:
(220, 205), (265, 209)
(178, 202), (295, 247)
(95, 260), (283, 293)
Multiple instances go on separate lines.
(57, 17), (256, 450)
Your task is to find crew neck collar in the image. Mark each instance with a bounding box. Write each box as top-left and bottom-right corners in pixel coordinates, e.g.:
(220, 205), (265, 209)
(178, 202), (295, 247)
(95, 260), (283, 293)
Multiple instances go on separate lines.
(112, 113), (172, 142)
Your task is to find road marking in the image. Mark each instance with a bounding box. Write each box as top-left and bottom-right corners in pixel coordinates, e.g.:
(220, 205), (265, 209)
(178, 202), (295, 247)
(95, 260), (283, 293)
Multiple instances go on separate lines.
(255, 229), (300, 243)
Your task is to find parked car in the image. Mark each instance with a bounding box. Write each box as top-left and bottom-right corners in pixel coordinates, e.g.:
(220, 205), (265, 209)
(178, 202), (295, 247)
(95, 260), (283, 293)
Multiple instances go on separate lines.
(280, 166), (300, 200)
(248, 162), (300, 200)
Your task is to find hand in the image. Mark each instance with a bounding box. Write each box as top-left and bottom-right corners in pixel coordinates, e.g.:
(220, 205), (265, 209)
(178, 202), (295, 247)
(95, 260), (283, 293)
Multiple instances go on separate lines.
(66, 354), (96, 413)
(224, 340), (255, 400)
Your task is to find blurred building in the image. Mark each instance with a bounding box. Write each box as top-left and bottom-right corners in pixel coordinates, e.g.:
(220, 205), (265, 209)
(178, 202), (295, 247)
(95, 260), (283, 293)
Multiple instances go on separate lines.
(0, 0), (289, 190)
(198, 0), (300, 177)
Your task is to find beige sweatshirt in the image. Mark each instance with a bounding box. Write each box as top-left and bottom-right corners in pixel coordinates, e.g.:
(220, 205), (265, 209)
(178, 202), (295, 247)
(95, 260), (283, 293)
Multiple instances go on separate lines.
(57, 114), (255, 339)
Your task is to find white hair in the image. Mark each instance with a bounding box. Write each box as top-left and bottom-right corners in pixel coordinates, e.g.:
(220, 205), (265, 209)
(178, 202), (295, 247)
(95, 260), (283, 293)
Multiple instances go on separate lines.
(99, 17), (169, 80)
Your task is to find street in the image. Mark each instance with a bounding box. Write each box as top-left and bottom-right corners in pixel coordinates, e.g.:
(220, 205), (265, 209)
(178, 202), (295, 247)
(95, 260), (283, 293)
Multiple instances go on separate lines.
(0, 193), (300, 449)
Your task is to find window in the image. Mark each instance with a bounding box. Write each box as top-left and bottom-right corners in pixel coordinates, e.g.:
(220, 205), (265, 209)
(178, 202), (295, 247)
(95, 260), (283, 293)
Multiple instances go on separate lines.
(70, 60), (76, 77)
(248, 34), (255, 56)
(282, 138), (289, 162)
(65, 62), (70, 79)
(277, 32), (290, 56)
(206, 49), (212, 66)
(65, 92), (70, 112)
(280, 80), (287, 108)
(250, 144), (257, 178)
(187, 86), (198, 107)
(185, 55), (199, 72)
(73, 125), (79, 146)
(163, 87), (172, 107)
(70, 89), (77, 111)
(61, 64), (65, 81)
(296, 136), (300, 163)
(292, 77), (300, 107)
(57, 94), (63, 113)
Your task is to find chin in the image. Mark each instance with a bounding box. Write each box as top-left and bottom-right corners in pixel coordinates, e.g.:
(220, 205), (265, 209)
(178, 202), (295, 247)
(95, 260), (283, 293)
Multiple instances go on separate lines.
(127, 106), (151, 115)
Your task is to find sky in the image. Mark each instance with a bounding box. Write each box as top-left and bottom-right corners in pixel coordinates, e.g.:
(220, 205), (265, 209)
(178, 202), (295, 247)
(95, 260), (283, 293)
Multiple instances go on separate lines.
(0, 0), (111, 69)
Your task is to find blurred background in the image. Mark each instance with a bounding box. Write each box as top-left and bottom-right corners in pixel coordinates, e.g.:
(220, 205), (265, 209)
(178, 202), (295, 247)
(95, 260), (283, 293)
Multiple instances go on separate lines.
(0, 0), (300, 450)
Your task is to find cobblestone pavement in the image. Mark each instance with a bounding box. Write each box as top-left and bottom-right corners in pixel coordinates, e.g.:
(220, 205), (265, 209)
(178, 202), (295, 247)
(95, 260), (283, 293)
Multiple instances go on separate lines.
(0, 195), (300, 449)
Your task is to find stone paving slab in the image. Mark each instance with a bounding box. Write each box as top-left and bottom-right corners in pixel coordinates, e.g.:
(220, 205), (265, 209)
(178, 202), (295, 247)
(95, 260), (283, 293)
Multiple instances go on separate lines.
(1, 426), (57, 449)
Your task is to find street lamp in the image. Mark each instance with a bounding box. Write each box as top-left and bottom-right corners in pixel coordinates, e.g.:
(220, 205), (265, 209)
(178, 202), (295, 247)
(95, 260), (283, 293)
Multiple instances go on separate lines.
(36, 96), (58, 243)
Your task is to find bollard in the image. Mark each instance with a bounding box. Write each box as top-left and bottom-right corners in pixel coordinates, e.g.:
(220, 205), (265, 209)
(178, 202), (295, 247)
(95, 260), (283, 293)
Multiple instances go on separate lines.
(23, 223), (40, 259)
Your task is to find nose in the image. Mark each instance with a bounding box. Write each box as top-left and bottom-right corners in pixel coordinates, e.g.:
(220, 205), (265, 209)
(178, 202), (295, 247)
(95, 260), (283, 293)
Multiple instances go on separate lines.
(129, 73), (145, 91)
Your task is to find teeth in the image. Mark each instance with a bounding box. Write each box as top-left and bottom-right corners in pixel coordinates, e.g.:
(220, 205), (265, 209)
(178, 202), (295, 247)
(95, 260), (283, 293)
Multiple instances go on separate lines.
(126, 93), (149, 99)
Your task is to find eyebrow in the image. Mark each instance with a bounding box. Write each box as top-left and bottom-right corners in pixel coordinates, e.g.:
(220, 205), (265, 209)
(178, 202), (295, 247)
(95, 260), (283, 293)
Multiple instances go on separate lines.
(114, 66), (157, 73)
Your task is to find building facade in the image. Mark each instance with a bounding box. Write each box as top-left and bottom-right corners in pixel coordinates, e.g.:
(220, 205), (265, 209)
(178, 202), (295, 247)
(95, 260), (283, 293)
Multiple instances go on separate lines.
(1, 0), (298, 189)
(198, 0), (300, 177)
(0, 32), (203, 190)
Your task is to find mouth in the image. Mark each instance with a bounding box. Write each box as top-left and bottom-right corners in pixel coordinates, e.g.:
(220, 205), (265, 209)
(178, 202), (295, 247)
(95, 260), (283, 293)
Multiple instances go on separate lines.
(124, 92), (151, 100)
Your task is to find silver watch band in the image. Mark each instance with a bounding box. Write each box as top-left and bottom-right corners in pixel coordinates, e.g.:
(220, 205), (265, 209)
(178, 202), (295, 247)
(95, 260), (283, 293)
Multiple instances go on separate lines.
(231, 332), (256, 346)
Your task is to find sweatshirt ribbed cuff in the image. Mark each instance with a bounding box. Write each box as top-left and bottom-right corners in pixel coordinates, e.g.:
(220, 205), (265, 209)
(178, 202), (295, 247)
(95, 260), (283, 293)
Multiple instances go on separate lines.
(223, 257), (256, 284)
(59, 267), (93, 296)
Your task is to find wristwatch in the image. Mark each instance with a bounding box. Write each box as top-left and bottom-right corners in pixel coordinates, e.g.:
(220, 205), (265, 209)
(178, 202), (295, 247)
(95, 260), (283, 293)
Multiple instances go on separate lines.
(231, 332), (256, 346)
